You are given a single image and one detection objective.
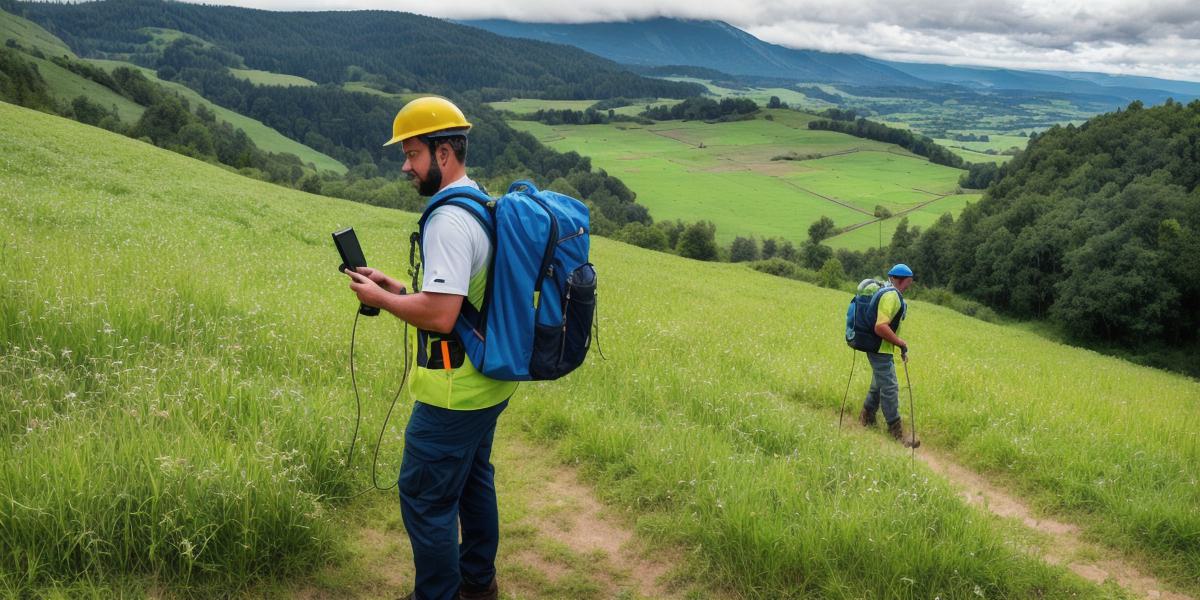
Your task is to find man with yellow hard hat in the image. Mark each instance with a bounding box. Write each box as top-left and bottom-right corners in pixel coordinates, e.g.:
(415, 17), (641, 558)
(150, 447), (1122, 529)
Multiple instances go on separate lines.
(346, 97), (514, 600)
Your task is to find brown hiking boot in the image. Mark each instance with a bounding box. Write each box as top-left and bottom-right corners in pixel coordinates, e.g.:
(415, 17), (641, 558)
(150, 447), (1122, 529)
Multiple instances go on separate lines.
(858, 407), (877, 427)
(458, 579), (498, 600)
(887, 419), (920, 448)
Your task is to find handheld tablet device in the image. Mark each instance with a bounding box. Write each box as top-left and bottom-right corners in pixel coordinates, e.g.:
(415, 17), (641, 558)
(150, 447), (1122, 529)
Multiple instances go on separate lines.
(332, 227), (381, 317)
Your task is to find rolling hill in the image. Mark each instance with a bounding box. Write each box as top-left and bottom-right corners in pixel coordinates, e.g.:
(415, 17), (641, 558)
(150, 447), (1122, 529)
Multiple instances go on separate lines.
(3, 100), (1198, 597)
(15, 0), (703, 100)
(465, 17), (1200, 108)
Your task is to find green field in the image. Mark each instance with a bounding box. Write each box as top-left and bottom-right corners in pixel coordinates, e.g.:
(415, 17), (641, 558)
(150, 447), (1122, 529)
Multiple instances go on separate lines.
(341, 81), (414, 102)
(2, 9), (346, 174)
(825, 193), (980, 250)
(83, 59), (346, 173)
(510, 111), (968, 248)
(662, 77), (830, 109)
(1, 9), (73, 58)
(5, 101), (1200, 598)
(487, 97), (677, 117)
(139, 27), (213, 52)
(941, 145), (1012, 165)
(229, 67), (317, 87)
(28, 56), (147, 123)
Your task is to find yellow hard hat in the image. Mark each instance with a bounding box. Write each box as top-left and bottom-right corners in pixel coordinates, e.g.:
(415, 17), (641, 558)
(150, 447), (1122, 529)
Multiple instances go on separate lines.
(383, 96), (472, 146)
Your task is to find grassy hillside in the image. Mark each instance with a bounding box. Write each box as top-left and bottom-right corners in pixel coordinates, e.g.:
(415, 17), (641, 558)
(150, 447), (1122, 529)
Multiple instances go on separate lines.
(2, 8), (347, 174)
(229, 67), (317, 87)
(3, 102), (1197, 598)
(25, 54), (146, 123)
(509, 109), (970, 249)
(0, 8), (72, 58)
(86, 59), (346, 174)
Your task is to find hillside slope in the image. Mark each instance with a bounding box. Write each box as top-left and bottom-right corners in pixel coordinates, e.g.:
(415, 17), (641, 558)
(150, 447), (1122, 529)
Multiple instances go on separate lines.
(2, 102), (1196, 597)
(16, 0), (703, 100)
(1, 8), (347, 172)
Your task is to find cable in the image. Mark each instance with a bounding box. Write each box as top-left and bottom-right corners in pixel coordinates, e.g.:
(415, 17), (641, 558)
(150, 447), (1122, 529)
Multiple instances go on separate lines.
(331, 307), (411, 500)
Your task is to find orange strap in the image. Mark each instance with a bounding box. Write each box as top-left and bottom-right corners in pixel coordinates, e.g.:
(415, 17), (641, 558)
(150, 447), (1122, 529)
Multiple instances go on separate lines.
(440, 341), (452, 372)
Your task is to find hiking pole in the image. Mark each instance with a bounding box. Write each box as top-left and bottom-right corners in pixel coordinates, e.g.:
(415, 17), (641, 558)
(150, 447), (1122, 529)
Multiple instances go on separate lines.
(901, 349), (916, 464)
(837, 349), (857, 432)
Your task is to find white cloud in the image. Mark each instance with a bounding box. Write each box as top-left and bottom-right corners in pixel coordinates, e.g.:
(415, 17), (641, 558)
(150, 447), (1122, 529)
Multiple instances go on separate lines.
(180, 0), (1200, 81)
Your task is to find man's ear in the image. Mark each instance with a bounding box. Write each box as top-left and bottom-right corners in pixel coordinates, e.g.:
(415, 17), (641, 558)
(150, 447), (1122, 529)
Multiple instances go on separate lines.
(437, 143), (451, 167)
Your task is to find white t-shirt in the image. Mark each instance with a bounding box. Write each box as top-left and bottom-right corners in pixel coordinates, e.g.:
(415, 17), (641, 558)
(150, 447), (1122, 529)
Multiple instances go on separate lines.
(421, 176), (491, 296)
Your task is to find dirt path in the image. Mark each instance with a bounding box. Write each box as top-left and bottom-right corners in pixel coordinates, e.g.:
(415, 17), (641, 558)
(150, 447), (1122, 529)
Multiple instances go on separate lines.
(295, 433), (695, 600)
(917, 448), (1193, 600)
(496, 437), (688, 599)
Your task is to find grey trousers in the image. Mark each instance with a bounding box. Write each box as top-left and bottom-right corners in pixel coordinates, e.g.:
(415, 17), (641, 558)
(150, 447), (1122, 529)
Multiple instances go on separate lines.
(863, 351), (900, 424)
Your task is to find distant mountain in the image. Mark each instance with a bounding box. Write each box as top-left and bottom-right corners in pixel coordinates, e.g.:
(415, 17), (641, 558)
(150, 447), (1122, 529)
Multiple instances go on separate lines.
(879, 61), (1198, 105)
(16, 0), (704, 100)
(463, 18), (1200, 107)
(461, 18), (931, 88)
(1033, 70), (1200, 99)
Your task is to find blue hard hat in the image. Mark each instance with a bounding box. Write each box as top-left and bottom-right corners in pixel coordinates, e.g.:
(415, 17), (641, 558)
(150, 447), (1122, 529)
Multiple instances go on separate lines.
(888, 263), (914, 278)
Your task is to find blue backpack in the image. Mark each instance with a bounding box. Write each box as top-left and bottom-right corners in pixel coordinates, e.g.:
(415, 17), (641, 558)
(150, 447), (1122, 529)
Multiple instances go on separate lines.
(845, 278), (906, 353)
(415, 180), (595, 381)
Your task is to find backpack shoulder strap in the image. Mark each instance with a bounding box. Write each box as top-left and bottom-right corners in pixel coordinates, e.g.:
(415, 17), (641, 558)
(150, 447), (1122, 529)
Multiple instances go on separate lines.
(417, 186), (496, 244)
(870, 287), (906, 322)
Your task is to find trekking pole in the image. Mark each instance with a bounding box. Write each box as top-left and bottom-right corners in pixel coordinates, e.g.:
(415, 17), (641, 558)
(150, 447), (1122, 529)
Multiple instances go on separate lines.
(837, 349), (857, 432)
(901, 349), (916, 464)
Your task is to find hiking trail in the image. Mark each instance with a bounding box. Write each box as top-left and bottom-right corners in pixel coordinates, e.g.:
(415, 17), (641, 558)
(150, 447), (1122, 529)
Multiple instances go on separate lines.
(915, 446), (1192, 600)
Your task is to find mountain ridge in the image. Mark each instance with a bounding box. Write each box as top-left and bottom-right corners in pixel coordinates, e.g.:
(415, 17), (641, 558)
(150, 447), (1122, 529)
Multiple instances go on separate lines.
(464, 17), (1199, 105)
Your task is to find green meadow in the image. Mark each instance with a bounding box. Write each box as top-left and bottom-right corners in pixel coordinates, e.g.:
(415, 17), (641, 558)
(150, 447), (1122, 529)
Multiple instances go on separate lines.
(825, 193), (981, 251)
(488, 97), (676, 117)
(26, 55), (146, 123)
(0, 9), (72, 58)
(4, 101), (1199, 598)
(84, 59), (347, 174)
(661, 77), (829, 109)
(4, 10), (344, 173)
(509, 111), (970, 248)
(341, 81), (416, 101)
(228, 68), (318, 87)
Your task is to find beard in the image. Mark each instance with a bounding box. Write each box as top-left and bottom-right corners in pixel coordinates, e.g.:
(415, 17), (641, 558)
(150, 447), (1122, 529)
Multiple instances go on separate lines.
(413, 157), (443, 197)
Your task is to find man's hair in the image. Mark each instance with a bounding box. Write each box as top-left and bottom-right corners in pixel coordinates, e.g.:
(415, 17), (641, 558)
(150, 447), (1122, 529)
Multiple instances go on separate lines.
(427, 135), (468, 163)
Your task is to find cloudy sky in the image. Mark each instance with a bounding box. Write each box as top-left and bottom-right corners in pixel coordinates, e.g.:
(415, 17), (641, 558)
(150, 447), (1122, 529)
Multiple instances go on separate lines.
(184, 0), (1200, 82)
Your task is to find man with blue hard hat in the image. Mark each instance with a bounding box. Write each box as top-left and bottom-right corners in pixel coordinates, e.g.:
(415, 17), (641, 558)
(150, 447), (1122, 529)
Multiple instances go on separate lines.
(859, 263), (920, 448)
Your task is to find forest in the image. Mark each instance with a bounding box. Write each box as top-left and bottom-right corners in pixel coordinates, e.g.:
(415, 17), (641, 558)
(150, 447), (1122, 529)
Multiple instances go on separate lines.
(895, 100), (1200, 368)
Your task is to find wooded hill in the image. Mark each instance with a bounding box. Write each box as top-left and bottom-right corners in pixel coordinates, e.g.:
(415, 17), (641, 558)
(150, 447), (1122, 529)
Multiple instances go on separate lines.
(900, 100), (1200, 367)
(3, 0), (685, 231)
(16, 0), (704, 101)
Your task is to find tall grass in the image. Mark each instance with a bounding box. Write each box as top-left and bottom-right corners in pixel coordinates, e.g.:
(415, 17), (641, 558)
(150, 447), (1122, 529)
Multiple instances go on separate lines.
(0, 103), (404, 594)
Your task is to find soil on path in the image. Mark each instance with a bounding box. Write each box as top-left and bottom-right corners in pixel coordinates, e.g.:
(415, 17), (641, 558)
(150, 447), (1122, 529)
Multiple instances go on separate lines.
(294, 432), (700, 600)
(916, 447), (1193, 600)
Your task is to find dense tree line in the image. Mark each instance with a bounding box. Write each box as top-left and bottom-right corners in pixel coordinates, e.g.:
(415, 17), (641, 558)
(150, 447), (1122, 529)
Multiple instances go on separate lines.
(18, 0), (704, 101)
(516, 107), (650, 126)
(959, 162), (1002, 189)
(902, 100), (1200, 350)
(778, 100), (1197, 373)
(641, 97), (758, 121)
(0, 48), (323, 187)
(808, 117), (966, 168)
(0, 46), (54, 110)
(819, 108), (858, 121)
(796, 86), (844, 105)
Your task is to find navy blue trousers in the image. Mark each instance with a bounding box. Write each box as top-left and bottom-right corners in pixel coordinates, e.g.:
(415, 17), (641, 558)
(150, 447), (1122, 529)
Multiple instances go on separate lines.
(398, 399), (507, 600)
